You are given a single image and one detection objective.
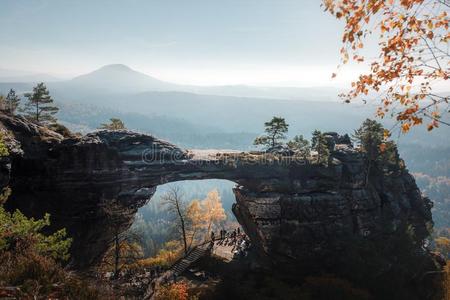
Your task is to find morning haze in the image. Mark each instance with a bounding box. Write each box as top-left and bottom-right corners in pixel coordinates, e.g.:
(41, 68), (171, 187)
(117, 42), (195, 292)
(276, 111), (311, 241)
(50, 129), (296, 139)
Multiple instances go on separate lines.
(0, 1), (449, 299)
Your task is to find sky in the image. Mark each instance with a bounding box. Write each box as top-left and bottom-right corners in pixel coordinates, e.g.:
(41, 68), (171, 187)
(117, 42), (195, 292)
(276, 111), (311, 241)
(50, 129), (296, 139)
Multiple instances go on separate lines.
(0, 0), (373, 86)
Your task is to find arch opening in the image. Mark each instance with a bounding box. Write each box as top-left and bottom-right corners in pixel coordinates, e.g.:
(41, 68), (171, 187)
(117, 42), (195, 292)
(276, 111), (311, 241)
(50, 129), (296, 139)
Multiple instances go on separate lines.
(116, 179), (251, 269)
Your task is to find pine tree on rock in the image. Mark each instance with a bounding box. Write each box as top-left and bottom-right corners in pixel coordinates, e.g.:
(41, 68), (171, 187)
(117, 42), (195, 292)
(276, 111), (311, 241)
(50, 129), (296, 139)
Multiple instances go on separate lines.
(353, 119), (385, 163)
(353, 119), (402, 183)
(5, 89), (20, 114)
(254, 116), (289, 148)
(311, 130), (330, 165)
(23, 83), (58, 123)
(287, 135), (311, 159)
(99, 118), (126, 130)
(0, 95), (5, 112)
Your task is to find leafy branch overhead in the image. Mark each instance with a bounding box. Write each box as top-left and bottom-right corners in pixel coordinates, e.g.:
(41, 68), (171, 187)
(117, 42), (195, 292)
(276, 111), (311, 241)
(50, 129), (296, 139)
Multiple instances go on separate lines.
(324, 0), (449, 133)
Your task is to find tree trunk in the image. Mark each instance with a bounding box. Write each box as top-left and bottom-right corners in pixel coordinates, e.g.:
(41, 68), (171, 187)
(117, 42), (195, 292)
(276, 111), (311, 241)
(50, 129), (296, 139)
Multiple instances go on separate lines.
(188, 228), (198, 250)
(175, 201), (188, 255)
(114, 232), (120, 279)
(36, 101), (39, 123)
(365, 161), (371, 187)
(206, 218), (212, 241)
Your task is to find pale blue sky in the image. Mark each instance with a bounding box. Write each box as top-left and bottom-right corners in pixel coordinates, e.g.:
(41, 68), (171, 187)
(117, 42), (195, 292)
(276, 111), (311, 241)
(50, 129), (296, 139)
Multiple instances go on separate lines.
(0, 0), (367, 86)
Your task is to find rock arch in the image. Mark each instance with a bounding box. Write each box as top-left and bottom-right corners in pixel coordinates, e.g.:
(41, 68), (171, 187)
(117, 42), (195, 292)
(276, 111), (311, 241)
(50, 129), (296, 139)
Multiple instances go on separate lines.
(0, 114), (435, 278)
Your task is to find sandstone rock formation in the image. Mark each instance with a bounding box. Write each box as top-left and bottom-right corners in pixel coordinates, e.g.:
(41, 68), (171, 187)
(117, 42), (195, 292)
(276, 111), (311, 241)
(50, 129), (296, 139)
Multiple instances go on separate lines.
(0, 113), (439, 293)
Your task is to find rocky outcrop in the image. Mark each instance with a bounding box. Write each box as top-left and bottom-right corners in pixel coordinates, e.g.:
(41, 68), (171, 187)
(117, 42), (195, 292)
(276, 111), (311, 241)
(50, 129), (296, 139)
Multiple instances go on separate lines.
(233, 152), (434, 271)
(0, 113), (439, 292)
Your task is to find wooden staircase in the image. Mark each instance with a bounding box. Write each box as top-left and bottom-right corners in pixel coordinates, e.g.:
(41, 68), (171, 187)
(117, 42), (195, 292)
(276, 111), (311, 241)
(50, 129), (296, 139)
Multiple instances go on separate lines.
(144, 241), (214, 299)
(170, 246), (208, 275)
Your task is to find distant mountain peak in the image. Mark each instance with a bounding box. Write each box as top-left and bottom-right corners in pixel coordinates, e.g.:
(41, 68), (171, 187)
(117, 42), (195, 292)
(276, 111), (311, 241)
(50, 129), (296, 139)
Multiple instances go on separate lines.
(97, 64), (134, 72)
(68, 64), (178, 93)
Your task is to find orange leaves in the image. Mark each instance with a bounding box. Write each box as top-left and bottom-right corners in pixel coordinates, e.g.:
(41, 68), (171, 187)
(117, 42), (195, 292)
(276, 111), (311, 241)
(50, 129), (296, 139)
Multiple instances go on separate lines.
(403, 105), (418, 115)
(427, 119), (440, 131)
(380, 22), (388, 34)
(412, 116), (423, 125)
(377, 107), (386, 118)
(324, 0), (449, 134)
(156, 282), (189, 300)
(401, 123), (410, 133)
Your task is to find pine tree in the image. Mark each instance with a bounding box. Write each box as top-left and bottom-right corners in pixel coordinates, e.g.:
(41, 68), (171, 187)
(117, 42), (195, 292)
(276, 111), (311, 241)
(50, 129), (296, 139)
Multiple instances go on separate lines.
(5, 89), (20, 114)
(353, 119), (402, 179)
(0, 95), (5, 112)
(99, 118), (126, 130)
(311, 130), (330, 165)
(353, 119), (385, 163)
(23, 83), (58, 123)
(254, 116), (289, 148)
(353, 119), (389, 184)
(287, 135), (310, 158)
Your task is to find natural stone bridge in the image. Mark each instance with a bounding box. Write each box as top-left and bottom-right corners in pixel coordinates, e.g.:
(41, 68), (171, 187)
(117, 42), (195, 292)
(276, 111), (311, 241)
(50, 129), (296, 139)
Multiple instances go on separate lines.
(0, 113), (436, 280)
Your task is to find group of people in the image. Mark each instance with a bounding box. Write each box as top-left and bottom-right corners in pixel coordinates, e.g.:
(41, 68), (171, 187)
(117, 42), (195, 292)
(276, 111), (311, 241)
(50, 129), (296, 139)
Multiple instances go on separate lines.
(217, 227), (241, 240)
(212, 227), (251, 258)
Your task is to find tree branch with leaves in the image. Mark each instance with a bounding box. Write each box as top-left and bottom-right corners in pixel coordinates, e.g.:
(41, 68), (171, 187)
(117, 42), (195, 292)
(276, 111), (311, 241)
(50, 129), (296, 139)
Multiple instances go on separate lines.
(324, 0), (449, 133)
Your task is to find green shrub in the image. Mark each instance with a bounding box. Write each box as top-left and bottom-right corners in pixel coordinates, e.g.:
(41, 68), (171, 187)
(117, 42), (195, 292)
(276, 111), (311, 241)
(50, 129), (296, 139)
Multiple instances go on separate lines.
(0, 208), (72, 261)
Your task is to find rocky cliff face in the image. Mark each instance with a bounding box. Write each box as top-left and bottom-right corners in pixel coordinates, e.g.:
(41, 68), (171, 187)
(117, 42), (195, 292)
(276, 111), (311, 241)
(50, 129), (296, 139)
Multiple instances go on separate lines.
(0, 113), (439, 291)
(232, 152), (435, 275)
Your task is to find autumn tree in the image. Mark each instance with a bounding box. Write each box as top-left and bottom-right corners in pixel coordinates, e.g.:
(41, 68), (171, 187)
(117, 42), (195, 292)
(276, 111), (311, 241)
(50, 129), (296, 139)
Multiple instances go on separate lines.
(100, 230), (144, 278)
(23, 83), (58, 123)
(5, 89), (21, 114)
(254, 116), (289, 148)
(311, 130), (330, 165)
(201, 189), (226, 238)
(185, 199), (205, 248)
(101, 200), (144, 278)
(436, 236), (450, 258)
(154, 281), (189, 300)
(99, 118), (126, 130)
(287, 135), (311, 158)
(161, 186), (189, 255)
(324, 0), (449, 133)
(138, 240), (184, 268)
(184, 190), (227, 246)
